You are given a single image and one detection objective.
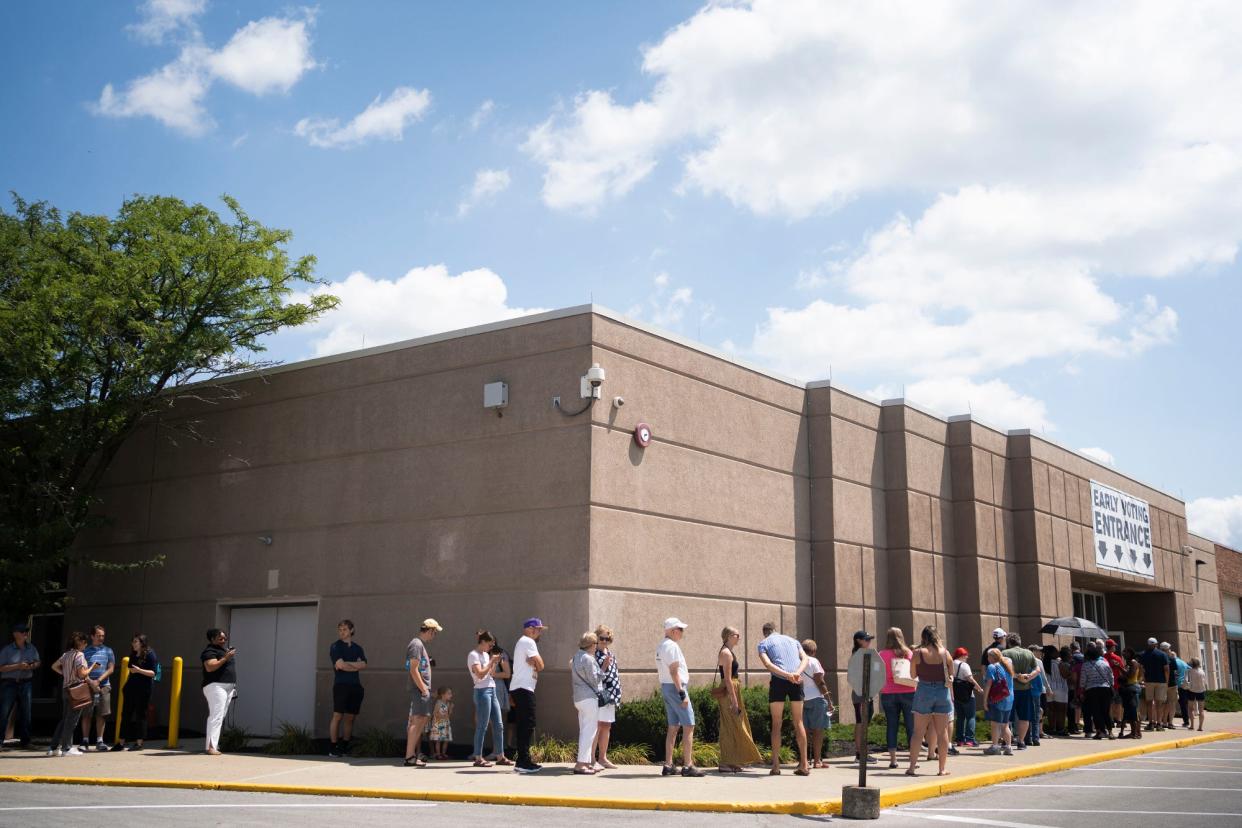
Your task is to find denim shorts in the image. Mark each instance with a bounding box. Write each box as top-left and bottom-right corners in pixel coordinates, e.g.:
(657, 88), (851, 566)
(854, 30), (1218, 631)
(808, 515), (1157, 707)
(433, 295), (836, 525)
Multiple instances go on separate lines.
(660, 683), (695, 727)
(986, 704), (1012, 723)
(802, 696), (830, 730)
(913, 680), (952, 715)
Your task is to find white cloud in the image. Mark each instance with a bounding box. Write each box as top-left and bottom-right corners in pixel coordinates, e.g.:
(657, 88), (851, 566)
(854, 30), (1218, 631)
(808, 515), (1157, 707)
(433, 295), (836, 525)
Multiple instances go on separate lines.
(207, 16), (317, 95)
(468, 99), (495, 132)
(457, 168), (511, 216)
(128, 0), (206, 43)
(868, 377), (1053, 433)
(293, 265), (546, 357)
(1187, 495), (1242, 547)
(626, 273), (706, 332)
(96, 11), (317, 135)
(1078, 447), (1116, 466)
(295, 86), (432, 149)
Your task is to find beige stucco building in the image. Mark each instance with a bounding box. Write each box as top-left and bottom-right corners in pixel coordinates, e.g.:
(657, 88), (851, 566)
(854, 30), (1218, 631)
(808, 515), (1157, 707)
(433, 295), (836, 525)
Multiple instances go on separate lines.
(64, 306), (1221, 740)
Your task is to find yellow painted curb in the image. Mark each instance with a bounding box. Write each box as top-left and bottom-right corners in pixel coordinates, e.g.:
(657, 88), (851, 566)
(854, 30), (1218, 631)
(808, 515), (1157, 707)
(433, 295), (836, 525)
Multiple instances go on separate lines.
(0, 731), (1233, 815)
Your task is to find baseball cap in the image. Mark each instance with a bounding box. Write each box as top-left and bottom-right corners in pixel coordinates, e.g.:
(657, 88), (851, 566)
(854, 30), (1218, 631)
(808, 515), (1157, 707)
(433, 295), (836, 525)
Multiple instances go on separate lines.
(11, 622), (29, 633)
(992, 627), (1007, 639)
(853, 629), (874, 641)
(420, 618), (443, 631)
(663, 617), (688, 631)
(1159, 641), (1170, 650)
(1105, 638), (1116, 647)
(1147, 637), (1158, 646)
(953, 647), (968, 658)
(522, 617), (547, 630)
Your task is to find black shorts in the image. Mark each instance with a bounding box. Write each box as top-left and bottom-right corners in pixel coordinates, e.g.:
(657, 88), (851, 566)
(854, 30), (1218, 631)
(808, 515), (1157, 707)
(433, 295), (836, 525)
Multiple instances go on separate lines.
(852, 694), (874, 724)
(333, 684), (365, 715)
(769, 676), (805, 703)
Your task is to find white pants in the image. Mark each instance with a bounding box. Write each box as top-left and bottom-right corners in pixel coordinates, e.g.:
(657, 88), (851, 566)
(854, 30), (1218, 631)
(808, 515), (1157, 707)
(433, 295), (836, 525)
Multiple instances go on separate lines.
(203, 682), (235, 749)
(574, 699), (599, 763)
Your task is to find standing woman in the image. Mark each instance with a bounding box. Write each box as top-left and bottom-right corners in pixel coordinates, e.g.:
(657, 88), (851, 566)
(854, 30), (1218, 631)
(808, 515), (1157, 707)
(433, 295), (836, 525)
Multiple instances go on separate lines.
(115, 634), (157, 751)
(1044, 646), (1068, 737)
(879, 627), (916, 769)
(1119, 647), (1143, 739)
(201, 628), (236, 755)
(1185, 658), (1208, 731)
(717, 627), (761, 773)
(593, 625), (622, 770)
(467, 630), (510, 767)
(48, 632), (94, 756)
(1079, 644), (1114, 740)
(981, 648), (1015, 755)
(489, 642), (512, 761)
(906, 626), (953, 776)
(569, 632), (603, 775)
(951, 647), (983, 749)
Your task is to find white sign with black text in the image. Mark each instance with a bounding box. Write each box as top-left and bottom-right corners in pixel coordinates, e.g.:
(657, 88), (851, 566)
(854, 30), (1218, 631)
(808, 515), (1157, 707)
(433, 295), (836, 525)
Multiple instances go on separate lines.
(1089, 479), (1155, 579)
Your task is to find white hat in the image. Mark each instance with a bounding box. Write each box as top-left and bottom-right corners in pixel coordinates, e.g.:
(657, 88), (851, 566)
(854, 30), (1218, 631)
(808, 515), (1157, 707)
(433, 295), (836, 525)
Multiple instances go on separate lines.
(1147, 637), (1158, 646)
(663, 617), (688, 631)
(992, 628), (1007, 639)
(1159, 641), (1171, 650)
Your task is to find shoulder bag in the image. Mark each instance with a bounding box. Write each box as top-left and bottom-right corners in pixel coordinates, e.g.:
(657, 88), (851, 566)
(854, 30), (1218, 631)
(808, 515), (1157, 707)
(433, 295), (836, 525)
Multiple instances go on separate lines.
(892, 652), (917, 688)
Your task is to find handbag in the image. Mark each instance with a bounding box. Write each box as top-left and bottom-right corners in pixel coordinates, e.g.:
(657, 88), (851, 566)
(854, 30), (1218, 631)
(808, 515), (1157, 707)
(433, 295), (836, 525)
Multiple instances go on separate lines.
(987, 669), (1010, 704)
(892, 656), (917, 688)
(67, 681), (93, 710)
(952, 661), (974, 704)
(710, 681), (729, 700)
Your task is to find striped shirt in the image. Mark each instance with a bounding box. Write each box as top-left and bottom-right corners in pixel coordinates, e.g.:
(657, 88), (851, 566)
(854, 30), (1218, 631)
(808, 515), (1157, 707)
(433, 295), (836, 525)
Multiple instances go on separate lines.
(596, 648), (622, 706)
(1080, 658), (1114, 690)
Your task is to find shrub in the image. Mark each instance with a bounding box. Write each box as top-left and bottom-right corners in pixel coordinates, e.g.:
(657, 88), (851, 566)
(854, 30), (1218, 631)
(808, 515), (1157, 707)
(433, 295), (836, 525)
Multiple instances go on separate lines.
(1206, 688), (1242, 712)
(350, 727), (403, 758)
(219, 725), (250, 753)
(530, 735), (577, 764)
(266, 721), (316, 755)
(614, 684), (799, 757)
(606, 743), (652, 765)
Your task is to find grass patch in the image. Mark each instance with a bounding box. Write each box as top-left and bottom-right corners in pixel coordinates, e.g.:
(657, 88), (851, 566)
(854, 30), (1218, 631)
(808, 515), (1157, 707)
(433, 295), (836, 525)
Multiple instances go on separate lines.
(265, 721), (316, 755)
(530, 735), (577, 764)
(218, 725), (250, 753)
(351, 727), (403, 758)
(606, 742), (652, 765)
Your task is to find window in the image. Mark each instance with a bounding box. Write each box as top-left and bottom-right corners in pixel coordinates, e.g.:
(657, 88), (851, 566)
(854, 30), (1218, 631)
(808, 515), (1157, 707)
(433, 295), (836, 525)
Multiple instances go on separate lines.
(1073, 589), (1108, 629)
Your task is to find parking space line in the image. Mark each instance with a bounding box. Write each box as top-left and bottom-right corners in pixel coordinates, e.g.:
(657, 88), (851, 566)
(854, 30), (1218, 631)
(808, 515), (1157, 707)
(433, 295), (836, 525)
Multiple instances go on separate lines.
(0, 803), (438, 812)
(997, 783), (1241, 791)
(903, 808), (1242, 816)
(884, 812), (1058, 828)
(1123, 756), (1242, 762)
(1070, 767), (1242, 774)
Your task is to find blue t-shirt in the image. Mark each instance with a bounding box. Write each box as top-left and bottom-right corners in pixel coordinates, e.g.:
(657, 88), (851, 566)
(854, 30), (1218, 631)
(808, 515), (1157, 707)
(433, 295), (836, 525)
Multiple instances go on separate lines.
(1139, 648), (1169, 684)
(0, 642), (40, 681)
(1029, 665), (1046, 696)
(83, 645), (116, 686)
(757, 634), (803, 674)
(329, 640), (366, 686)
(1173, 658), (1189, 687)
(987, 663), (1014, 711)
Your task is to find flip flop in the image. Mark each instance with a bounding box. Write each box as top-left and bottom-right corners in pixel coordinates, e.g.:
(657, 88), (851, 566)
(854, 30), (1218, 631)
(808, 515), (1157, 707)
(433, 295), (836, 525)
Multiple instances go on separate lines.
(794, 768), (811, 776)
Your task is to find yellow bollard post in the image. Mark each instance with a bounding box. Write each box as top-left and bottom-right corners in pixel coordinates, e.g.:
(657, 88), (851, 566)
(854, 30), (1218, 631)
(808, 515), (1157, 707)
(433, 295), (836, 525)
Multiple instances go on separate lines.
(167, 656), (183, 749)
(113, 656), (130, 746)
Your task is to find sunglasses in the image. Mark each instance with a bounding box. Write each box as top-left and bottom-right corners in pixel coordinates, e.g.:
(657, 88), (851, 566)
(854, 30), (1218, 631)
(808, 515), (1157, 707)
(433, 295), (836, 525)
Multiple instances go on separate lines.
(599, 637), (613, 642)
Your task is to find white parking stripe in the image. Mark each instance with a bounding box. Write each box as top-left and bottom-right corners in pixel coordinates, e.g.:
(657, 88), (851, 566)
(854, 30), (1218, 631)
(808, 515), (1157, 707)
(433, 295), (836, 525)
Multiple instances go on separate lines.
(998, 784), (1242, 791)
(902, 808), (1242, 817)
(885, 812), (1058, 828)
(1123, 756), (1242, 762)
(0, 803), (437, 812)
(1071, 767), (1242, 774)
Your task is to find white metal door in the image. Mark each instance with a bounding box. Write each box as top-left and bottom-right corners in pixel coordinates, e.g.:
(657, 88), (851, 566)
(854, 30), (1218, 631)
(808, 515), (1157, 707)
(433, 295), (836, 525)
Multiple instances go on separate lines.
(228, 604), (317, 736)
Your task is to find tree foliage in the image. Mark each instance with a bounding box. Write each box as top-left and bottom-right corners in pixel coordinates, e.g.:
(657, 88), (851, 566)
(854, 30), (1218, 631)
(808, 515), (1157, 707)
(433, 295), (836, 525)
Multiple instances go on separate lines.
(0, 193), (337, 619)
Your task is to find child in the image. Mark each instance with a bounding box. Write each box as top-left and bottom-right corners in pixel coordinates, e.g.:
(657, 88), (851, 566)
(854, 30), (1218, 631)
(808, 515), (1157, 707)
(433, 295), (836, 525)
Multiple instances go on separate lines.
(1186, 658), (1208, 731)
(430, 687), (453, 759)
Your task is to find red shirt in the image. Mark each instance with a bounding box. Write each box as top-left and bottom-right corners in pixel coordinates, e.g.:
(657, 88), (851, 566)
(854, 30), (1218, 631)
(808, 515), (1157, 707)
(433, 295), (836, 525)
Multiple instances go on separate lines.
(1104, 651), (1125, 689)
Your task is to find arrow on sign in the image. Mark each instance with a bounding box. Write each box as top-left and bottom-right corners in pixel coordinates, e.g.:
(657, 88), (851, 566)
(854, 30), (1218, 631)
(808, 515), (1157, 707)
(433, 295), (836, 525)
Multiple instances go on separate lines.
(1114, 544), (1123, 562)
(1098, 541), (1109, 559)
(1129, 548), (1138, 564)
(1143, 552), (1152, 569)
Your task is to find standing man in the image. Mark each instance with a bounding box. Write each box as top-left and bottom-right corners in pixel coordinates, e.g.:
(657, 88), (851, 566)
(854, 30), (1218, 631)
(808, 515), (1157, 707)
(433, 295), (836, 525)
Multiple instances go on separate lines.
(80, 625), (115, 751)
(1139, 637), (1169, 730)
(1001, 633), (1036, 749)
(403, 618), (441, 767)
(656, 618), (704, 777)
(511, 617), (546, 774)
(0, 622), (40, 750)
(328, 619), (367, 758)
(756, 621), (810, 775)
(1103, 639), (1125, 731)
(981, 628), (1006, 669)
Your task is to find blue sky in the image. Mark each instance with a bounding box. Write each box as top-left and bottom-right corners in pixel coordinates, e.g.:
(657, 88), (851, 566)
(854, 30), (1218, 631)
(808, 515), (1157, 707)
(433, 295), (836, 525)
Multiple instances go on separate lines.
(3, 1), (1240, 542)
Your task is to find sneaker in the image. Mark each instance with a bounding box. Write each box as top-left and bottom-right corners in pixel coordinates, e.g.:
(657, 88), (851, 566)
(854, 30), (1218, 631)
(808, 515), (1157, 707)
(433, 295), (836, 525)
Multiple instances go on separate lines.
(126, 744), (142, 752)
(1002, 746), (1013, 756)
(982, 746), (1001, 755)
(514, 763), (542, 774)
(95, 741), (109, 752)
(111, 743), (127, 752)
(661, 765), (677, 776)
(1030, 739), (1041, 746)
(65, 747), (84, 756)
(47, 747), (62, 757)
(681, 766), (706, 777)
(327, 745), (343, 758)
(1014, 742), (1027, 750)
(948, 747), (960, 756)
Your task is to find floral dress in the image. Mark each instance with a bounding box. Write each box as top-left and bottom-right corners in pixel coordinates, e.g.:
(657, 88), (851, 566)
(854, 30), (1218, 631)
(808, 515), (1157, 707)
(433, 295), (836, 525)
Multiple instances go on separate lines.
(431, 700), (452, 741)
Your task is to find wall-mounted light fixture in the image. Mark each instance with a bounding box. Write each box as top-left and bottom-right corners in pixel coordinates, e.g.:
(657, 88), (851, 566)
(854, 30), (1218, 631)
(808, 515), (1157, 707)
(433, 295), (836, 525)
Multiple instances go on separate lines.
(258, 535), (273, 546)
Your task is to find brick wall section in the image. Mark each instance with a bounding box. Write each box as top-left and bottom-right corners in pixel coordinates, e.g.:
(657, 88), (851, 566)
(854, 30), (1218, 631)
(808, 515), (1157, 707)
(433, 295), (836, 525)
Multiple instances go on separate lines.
(1217, 543), (1242, 688)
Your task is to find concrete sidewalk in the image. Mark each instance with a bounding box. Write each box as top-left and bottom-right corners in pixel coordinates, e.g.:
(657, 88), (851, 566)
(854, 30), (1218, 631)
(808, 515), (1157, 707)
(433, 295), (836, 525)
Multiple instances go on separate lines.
(3, 714), (1239, 815)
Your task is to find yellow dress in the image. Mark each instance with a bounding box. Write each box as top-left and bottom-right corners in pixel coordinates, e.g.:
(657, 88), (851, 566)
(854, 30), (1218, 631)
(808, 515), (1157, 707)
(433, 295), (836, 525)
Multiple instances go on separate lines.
(717, 655), (762, 766)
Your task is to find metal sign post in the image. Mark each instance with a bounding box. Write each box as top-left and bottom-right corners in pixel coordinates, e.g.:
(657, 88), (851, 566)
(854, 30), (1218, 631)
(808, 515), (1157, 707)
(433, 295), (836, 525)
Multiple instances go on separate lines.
(859, 650), (870, 788)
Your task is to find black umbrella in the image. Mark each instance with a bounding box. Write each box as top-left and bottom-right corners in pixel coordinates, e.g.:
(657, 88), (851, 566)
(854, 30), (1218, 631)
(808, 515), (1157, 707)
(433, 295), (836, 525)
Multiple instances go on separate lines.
(1040, 616), (1108, 639)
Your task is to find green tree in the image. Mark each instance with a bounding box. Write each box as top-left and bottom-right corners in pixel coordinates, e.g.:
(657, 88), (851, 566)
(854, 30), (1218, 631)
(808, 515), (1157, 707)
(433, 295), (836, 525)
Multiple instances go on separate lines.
(0, 193), (338, 619)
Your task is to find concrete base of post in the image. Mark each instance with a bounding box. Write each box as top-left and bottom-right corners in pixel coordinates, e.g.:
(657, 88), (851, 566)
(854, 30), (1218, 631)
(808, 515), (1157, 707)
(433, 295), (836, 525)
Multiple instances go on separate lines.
(841, 785), (881, 820)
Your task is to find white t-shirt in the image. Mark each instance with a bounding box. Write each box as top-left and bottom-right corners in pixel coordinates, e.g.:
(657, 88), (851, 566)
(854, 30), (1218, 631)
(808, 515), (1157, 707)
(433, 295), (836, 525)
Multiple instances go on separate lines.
(511, 635), (539, 692)
(467, 649), (495, 690)
(656, 637), (687, 686)
(801, 656), (825, 700)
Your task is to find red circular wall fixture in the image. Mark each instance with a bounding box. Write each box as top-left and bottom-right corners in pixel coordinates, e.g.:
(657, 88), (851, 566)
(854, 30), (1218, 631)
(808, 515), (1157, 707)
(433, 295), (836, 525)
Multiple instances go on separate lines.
(633, 423), (652, 448)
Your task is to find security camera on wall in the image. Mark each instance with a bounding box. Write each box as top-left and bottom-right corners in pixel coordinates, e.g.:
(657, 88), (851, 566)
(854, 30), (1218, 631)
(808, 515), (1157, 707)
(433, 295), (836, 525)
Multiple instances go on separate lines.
(580, 362), (606, 399)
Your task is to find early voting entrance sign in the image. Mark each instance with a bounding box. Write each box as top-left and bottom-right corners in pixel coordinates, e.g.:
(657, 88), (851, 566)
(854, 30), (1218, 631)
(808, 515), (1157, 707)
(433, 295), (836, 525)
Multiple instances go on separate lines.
(1090, 480), (1154, 578)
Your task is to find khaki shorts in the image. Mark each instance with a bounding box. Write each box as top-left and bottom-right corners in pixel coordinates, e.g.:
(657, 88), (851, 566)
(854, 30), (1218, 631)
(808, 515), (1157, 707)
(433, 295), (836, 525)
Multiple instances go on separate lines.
(1144, 683), (1167, 703)
(87, 684), (112, 718)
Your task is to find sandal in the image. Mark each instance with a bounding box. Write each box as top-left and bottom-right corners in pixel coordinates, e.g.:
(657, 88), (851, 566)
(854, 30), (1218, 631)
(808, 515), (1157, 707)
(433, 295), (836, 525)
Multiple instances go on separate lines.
(769, 767), (782, 775)
(794, 767), (810, 776)
(905, 768), (917, 776)
(573, 766), (596, 775)
(494, 757), (514, 765)
(473, 758), (494, 767)
(404, 756), (427, 767)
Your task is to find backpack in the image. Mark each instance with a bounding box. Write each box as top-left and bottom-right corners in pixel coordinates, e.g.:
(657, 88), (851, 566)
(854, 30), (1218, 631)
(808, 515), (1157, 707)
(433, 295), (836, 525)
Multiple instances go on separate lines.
(952, 661), (974, 704)
(987, 667), (1010, 704)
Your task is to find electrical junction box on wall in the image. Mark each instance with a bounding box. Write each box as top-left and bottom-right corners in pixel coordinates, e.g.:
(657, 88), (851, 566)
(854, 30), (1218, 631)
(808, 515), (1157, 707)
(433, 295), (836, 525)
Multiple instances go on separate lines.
(483, 381), (508, 410)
